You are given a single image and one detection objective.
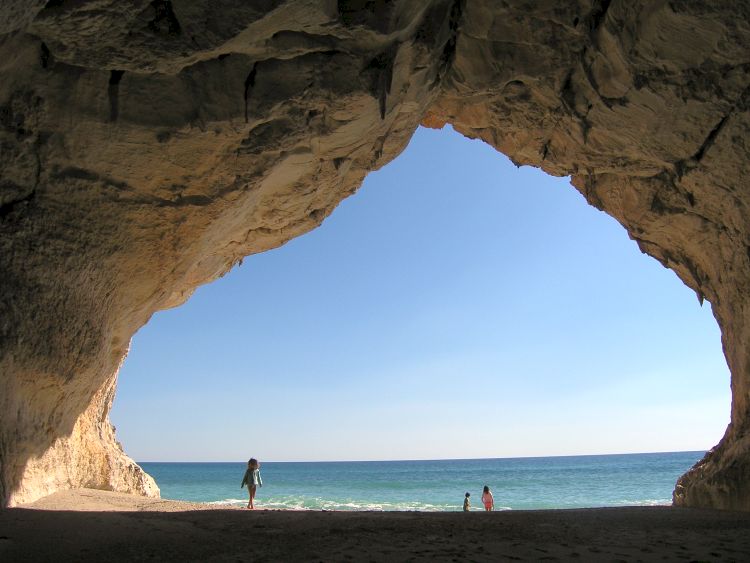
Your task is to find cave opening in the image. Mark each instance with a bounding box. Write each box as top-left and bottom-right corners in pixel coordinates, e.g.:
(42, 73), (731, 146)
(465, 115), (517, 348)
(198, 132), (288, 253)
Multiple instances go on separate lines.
(109, 126), (730, 506)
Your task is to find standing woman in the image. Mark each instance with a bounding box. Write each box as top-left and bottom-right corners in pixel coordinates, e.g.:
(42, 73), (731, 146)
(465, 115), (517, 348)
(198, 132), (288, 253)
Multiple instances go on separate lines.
(241, 458), (263, 509)
(481, 485), (494, 511)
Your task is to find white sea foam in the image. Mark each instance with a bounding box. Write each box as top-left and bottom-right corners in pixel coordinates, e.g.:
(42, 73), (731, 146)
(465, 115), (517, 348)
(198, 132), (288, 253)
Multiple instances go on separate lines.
(203, 498), (668, 511)
(251, 496), (460, 512)
(616, 498), (671, 507)
(195, 494), (672, 512)
(207, 498), (247, 506)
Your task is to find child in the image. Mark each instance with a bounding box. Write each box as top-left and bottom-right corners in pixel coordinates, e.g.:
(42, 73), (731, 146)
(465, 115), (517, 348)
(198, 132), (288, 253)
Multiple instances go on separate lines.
(240, 458), (263, 509)
(463, 492), (471, 511)
(481, 485), (494, 511)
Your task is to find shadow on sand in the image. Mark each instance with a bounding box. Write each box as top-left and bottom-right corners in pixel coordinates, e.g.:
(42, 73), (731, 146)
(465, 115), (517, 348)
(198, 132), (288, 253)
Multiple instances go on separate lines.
(1, 506), (749, 561)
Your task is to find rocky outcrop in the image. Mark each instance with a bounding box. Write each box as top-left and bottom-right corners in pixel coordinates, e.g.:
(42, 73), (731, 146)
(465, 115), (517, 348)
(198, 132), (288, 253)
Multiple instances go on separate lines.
(10, 361), (159, 504)
(1, 1), (749, 509)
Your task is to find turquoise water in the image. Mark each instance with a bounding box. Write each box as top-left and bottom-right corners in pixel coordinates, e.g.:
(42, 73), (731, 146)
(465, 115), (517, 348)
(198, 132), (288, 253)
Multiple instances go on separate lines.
(140, 451), (703, 511)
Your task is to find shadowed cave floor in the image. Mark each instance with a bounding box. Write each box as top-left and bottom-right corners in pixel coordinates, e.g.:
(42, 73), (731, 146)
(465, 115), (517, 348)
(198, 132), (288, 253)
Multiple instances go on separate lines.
(1, 494), (750, 561)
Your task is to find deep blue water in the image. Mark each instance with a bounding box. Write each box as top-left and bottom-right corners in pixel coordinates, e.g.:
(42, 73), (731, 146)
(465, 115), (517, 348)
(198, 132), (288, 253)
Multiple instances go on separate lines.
(140, 451), (703, 511)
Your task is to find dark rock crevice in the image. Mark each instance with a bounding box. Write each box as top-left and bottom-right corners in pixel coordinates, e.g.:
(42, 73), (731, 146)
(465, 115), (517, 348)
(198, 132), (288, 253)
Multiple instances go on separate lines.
(432, 0), (463, 89)
(364, 45), (398, 120)
(587, 0), (612, 34)
(147, 0), (181, 37)
(107, 70), (125, 122)
(0, 186), (36, 219)
(39, 42), (50, 69)
(243, 63), (258, 123)
(692, 114), (730, 164)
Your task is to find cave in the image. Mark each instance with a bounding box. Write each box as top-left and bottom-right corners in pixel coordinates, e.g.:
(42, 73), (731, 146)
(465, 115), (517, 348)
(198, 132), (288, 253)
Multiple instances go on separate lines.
(1, 1), (749, 510)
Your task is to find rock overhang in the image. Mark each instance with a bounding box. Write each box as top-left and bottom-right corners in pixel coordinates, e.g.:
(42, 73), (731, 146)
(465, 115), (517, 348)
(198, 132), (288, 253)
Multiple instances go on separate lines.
(1, 0), (749, 509)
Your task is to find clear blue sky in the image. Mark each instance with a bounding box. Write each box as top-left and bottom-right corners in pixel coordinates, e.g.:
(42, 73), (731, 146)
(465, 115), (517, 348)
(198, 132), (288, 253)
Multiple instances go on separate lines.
(111, 126), (731, 462)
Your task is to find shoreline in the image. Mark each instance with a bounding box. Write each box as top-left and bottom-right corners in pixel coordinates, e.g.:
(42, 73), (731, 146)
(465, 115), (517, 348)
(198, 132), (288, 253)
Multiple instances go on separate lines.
(2, 489), (748, 561)
(20, 488), (675, 513)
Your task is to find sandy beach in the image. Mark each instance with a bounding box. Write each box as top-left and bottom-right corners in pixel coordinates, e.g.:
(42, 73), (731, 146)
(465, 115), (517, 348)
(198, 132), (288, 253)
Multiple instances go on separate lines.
(0, 489), (748, 561)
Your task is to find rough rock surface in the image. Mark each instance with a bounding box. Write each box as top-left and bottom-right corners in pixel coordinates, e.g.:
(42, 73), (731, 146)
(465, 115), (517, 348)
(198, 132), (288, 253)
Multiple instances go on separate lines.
(0, 1), (748, 509)
(10, 363), (159, 503)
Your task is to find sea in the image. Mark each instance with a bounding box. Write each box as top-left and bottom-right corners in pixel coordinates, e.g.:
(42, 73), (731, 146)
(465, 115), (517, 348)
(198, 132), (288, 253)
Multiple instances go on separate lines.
(139, 451), (704, 511)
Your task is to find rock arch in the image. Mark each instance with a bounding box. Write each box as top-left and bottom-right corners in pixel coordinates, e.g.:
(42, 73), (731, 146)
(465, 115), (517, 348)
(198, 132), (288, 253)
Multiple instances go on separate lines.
(1, 1), (748, 509)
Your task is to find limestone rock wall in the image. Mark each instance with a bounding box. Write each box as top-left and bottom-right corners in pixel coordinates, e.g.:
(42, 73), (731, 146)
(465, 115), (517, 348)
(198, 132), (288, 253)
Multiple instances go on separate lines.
(1, 1), (749, 509)
(0, 0), (457, 506)
(11, 362), (159, 504)
(425, 0), (750, 510)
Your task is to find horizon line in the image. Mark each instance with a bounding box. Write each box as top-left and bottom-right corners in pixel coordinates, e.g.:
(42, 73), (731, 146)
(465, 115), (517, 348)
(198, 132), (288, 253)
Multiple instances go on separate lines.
(136, 449), (707, 464)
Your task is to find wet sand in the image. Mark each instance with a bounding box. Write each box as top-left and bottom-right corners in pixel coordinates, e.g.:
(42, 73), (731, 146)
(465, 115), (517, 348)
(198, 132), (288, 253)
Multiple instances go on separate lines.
(1, 489), (749, 561)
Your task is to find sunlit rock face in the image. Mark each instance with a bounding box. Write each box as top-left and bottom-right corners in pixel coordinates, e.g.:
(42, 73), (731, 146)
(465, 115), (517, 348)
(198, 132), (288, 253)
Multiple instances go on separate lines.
(0, 1), (748, 509)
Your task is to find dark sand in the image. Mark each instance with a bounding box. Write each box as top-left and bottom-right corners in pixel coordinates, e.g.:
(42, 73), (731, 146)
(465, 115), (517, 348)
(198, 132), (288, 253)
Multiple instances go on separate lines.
(1, 489), (749, 561)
